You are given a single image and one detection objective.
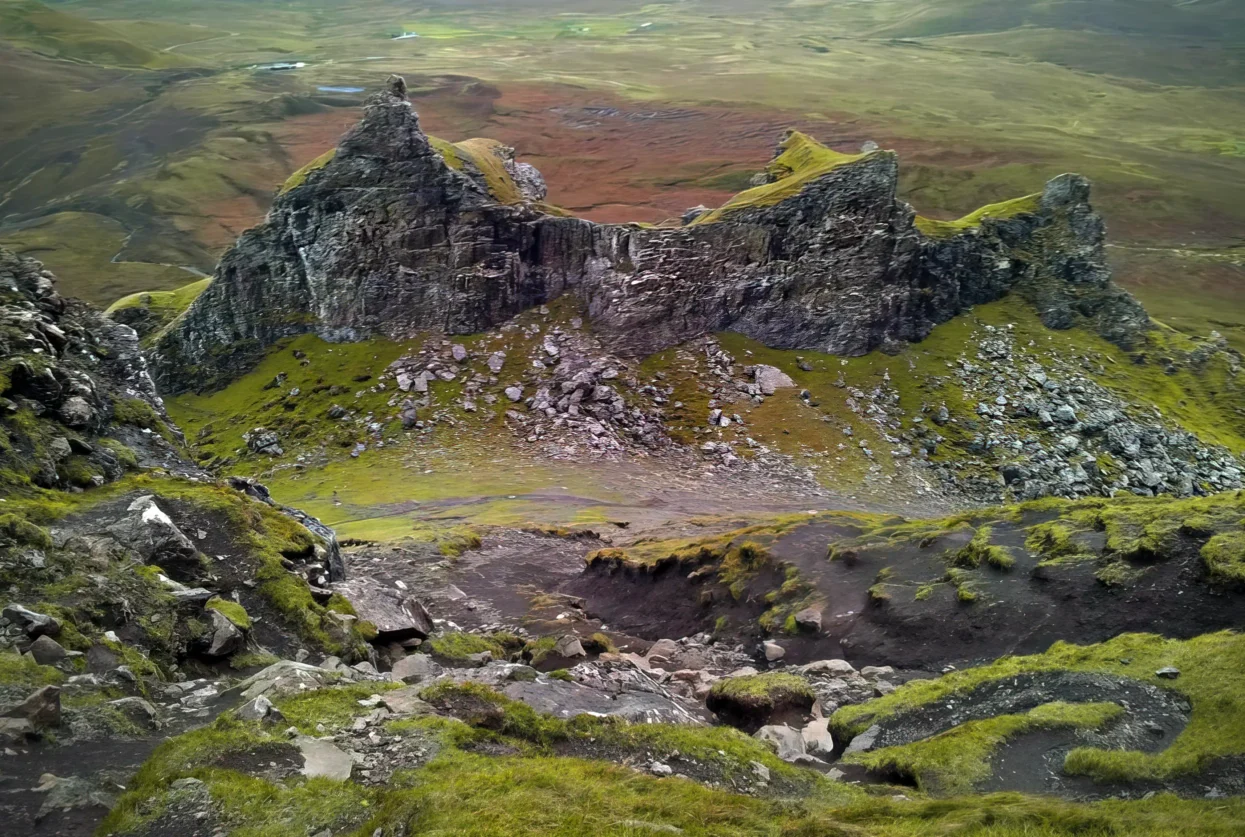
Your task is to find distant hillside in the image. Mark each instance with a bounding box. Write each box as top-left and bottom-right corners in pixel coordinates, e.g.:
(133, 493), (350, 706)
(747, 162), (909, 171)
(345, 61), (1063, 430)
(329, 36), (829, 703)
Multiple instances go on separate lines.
(0, 0), (198, 68)
(866, 0), (1245, 42)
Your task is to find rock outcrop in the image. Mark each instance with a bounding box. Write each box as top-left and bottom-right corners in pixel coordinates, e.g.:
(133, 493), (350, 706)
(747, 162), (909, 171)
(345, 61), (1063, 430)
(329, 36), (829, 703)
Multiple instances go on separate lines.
(0, 248), (190, 486)
(152, 80), (1148, 393)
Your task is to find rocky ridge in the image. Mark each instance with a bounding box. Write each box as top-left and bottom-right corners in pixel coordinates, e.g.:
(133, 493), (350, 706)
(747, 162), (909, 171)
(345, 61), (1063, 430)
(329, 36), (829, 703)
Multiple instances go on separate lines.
(152, 78), (1148, 394)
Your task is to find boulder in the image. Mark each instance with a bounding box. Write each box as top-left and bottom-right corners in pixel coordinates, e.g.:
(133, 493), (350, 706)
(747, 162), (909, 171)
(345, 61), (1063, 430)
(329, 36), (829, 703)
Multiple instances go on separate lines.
(108, 697), (161, 729)
(502, 677), (702, 725)
(380, 686), (433, 717)
(799, 659), (856, 677)
(755, 724), (806, 762)
(28, 635), (67, 665)
(332, 578), (433, 642)
(58, 396), (95, 427)
(391, 653), (441, 684)
(800, 717), (835, 757)
(843, 723), (881, 756)
(0, 716), (35, 744)
(204, 610), (244, 658)
(244, 427), (283, 455)
(235, 695), (285, 724)
(229, 660), (346, 702)
(763, 640), (786, 661)
(753, 366), (796, 396)
(554, 635), (587, 659)
(793, 607), (822, 632)
(2, 604), (61, 638)
(2, 685), (61, 729)
(106, 496), (201, 581)
(297, 736), (355, 781)
(645, 638), (680, 663)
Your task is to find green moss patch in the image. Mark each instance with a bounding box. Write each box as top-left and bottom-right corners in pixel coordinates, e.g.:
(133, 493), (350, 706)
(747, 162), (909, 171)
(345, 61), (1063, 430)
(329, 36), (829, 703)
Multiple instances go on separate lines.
(205, 596), (251, 630)
(946, 525), (1015, 571)
(0, 649), (65, 689)
(426, 632), (509, 664)
(705, 672), (816, 730)
(915, 193), (1042, 239)
(1201, 532), (1245, 583)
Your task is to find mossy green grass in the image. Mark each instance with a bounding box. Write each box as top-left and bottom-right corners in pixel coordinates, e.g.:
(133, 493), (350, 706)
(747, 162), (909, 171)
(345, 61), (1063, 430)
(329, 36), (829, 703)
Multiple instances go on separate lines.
(100, 677), (1245, 836)
(915, 193), (1042, 239)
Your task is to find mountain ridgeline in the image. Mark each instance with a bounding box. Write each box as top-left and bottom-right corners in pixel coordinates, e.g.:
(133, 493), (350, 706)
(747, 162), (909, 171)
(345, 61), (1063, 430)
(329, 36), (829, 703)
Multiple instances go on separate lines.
(152, 78), (1149, 394)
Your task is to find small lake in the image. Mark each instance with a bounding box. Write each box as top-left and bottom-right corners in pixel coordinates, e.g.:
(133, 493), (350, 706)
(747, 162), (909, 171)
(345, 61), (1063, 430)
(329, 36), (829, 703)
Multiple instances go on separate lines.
(318, 86), (365, 93)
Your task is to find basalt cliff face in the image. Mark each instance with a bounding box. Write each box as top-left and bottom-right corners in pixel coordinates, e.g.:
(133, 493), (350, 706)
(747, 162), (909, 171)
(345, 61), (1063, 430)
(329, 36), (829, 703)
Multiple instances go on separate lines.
(152, 82), (1148, 393)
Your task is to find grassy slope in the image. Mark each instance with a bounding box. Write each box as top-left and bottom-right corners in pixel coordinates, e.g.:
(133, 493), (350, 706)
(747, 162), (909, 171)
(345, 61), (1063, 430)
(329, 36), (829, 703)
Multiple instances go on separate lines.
(163, 293), (1243, 542)
(97, 676), (1245, 836)
(0, 474), (375, 660)
(0, 0), (199, 68)
(164, 302), (637, 539)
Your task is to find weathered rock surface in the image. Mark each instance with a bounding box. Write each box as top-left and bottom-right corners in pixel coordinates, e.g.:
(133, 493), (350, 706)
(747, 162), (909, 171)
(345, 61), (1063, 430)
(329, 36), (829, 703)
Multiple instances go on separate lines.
(0, 247), (185, 486)
(106, 495), (201, 580)
(332, 577), (434, 642)
(2, 684), (61, 729)
(152, 83), (1148, 393)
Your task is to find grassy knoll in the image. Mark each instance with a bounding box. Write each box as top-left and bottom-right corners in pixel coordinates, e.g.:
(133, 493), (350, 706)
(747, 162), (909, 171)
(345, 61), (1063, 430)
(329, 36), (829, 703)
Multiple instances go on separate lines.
(0, 0), (200, 68)
(105, 277), (212, 342)
(0, 212), (199, 305)
(914, 193), (1041, 239)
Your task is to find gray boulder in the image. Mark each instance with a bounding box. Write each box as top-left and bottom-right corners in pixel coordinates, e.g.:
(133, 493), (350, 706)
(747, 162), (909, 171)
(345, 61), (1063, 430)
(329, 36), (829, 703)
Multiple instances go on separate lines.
(843, 723), (882, 756)
(391, 653), (441, 684)
(2, 604), (61, 638)
(753, 366), (796, 396)
(800, 717), (835, 757)
(204, 610), (245, 658)
(29, 635), (67, 665)
(236, 695), (285, 724)
(2, 684), (61, 729)
(59, 396), (95, 427)
(106, 495), (200, 579)
(331, 578), (433, 642)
